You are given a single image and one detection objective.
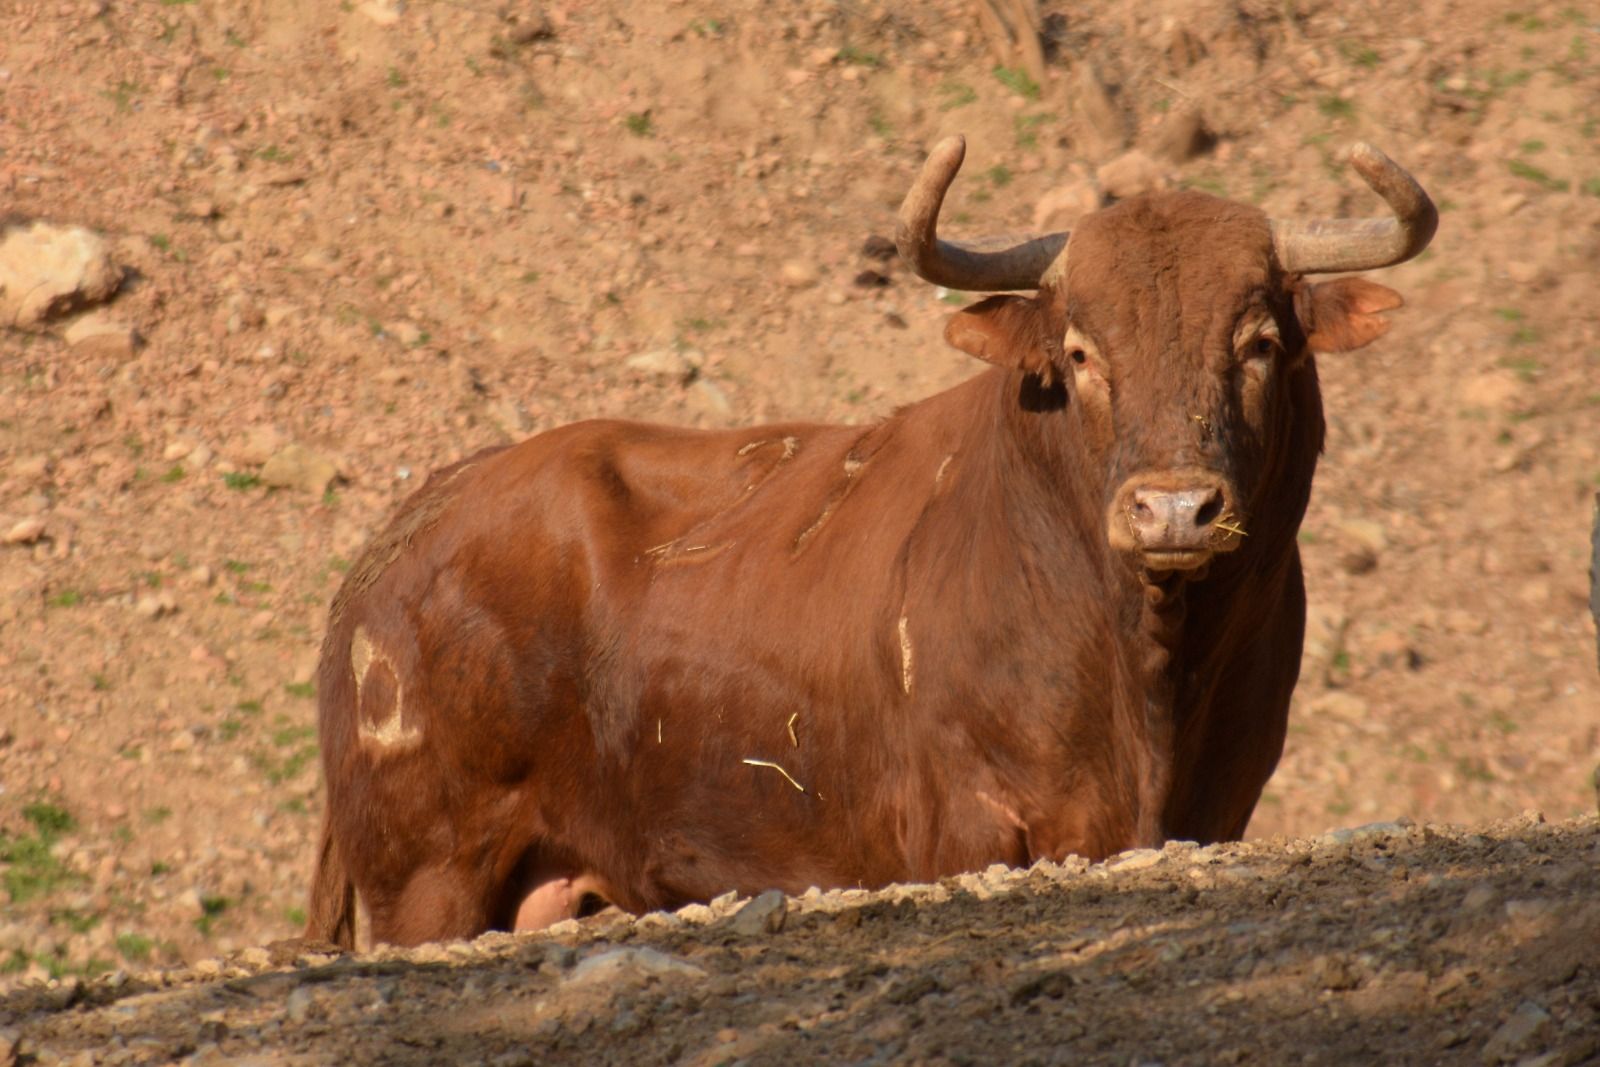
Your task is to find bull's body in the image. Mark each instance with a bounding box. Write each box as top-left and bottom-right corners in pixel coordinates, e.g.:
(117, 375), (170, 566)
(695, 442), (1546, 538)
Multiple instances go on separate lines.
(307, 136), (1434, 947)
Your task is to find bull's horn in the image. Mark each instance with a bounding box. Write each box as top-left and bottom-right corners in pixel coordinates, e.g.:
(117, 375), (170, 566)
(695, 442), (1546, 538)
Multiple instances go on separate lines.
(896, 135), (1068, 292)
(1270, 143), (1438, 275)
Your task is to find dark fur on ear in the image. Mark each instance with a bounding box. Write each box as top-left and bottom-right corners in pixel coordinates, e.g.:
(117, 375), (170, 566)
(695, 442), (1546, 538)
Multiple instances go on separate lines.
(944, 295), (1058, 381)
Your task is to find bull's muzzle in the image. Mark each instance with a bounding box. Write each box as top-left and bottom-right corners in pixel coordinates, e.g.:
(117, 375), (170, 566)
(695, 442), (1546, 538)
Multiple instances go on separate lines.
(1108, 472), (1244, 576)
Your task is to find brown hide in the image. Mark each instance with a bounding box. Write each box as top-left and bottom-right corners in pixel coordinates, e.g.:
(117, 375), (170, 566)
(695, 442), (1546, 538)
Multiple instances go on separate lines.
(309, 189), (1409, 948)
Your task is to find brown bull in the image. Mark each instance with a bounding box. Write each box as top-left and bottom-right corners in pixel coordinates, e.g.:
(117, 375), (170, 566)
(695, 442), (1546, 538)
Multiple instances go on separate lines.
(306, 136), (1436, 947)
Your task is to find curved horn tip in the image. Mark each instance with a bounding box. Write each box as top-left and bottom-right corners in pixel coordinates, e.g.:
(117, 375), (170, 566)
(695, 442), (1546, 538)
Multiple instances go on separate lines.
(927, 134), (967, 169)
(1348, 141), (1386, 165)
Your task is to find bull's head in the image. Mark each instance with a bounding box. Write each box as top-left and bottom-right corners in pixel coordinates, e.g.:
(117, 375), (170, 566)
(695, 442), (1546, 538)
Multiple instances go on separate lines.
(897, 136), (1436, 581)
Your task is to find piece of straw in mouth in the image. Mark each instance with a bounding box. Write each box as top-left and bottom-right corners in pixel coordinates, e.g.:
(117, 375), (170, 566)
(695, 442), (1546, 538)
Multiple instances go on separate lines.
(742, 758), (805, 793)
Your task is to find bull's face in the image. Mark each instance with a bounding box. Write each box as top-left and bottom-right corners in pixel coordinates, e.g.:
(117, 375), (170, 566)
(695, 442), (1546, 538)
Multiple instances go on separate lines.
(898, 137), (1435, 581)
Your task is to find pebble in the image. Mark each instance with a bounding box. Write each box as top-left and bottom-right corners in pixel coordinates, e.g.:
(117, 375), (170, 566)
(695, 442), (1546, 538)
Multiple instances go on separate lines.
(725, 890), (787, 936)
(566, 947), (705, 986)
(134, 591), (178, 619)
(284, 985), (317, 1024)
(1481, 1002), (1550, 1063)
(3, 518), (46, 545)
(260, 445), (339, 495)
(779, 261), (818, 289)
(624, 348), (693, 382)
(61, 312), (138, 358)
(1106, 848), (1163, 872)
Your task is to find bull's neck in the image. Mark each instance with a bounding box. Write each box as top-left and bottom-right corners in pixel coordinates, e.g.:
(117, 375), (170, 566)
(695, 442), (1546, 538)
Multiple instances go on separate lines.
(976, 369), (1193, 850)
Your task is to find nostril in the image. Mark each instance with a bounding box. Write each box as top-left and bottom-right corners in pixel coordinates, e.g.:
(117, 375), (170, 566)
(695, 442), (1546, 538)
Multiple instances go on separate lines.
(1131, 500), (1155, 522)
(1193, 491), (1224, 529)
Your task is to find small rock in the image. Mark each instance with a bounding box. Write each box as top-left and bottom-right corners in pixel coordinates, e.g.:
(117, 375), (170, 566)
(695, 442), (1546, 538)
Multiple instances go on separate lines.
(237, 946), (271, 968)
(284, 985), (318, 1024)
(1033, 178), (1102, 231)
(1096, 151), (1167, 201)
(1145, 108), (1212, 163)
(11, 455), (52, 484)
(391, 321), (424, 346)
(1320, 821), (1408, 846)
(3, 518), (46, 545)
(566, 947), (705, 986)
(860, 234), (897, 262)
(1106, 848), (1163, 872)
(725, 890), (787, 936)
(234, 426), (288, 467)
(261, 445), (339, 495)
(625, 349), (692, 382)
(1309, 953), (1363, 991)
(1459, 370), (1522, 412)
(0, 221), (123, 328)
(61, 312), (138, 359)
(505, 8), (554, 43)
(1337, 519), (1387, 575)
(676, 903), (714, 924)
(134, 592), (178, 619)
(780, 260), (818, 289)
(688, 378), (733, 418)
(357, 0), (404, 25)
(1481, 1002), (1550, 1063)
(1309, 691), (1368, 723)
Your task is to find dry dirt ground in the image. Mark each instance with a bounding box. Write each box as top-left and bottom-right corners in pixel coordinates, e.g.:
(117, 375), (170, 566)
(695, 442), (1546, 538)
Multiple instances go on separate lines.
(1, 0), (1598, 1060)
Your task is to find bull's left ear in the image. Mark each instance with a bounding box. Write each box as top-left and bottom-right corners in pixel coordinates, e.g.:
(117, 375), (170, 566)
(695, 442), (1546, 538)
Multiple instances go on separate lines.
(1296, 276), (1404, 353)
(944, 294), (1055, 380)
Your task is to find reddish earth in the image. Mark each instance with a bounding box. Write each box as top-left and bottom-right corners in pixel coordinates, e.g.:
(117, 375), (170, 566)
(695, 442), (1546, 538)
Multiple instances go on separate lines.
(1, 0), (1597, 1060)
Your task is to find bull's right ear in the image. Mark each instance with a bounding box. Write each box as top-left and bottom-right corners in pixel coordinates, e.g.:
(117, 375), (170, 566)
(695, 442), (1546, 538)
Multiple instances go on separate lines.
(944, 294), (1055, 381)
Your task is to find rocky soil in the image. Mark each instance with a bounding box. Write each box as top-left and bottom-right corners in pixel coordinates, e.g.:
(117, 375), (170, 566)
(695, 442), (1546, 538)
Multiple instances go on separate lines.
(1, 0), (1598, 1060)
(5, 816), (1599, 1066)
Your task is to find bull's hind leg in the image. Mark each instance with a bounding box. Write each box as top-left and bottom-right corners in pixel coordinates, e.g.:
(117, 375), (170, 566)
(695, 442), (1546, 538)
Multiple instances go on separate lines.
(366, 864), (497, 947)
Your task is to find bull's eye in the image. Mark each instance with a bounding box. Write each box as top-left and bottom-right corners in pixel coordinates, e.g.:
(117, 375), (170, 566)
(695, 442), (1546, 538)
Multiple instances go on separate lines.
(1068, 348), (1087, 365)
(1251, 336), (1279, 358)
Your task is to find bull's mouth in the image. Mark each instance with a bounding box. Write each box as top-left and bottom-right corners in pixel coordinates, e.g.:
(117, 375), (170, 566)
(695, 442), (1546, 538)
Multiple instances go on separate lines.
(1140, 549), (1212, 571)
(1139, 549), (1213, 584)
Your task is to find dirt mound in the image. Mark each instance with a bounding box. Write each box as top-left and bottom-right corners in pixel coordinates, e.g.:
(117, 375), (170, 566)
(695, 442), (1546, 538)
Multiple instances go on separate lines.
(0, 0), (1597, 1039)
(7, 816), (1597, 1065)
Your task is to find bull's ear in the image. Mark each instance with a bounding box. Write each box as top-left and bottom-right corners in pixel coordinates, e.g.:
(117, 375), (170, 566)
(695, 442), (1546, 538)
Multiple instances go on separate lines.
(944, 294), (1054, 379)
(1297, 276), (1404, 353)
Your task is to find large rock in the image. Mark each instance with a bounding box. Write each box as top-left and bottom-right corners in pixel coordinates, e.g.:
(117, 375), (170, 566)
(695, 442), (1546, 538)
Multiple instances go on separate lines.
(1033, 178), (1103, 232)
(1096, 151), (1168, 201)
(0, 221), (123, 329)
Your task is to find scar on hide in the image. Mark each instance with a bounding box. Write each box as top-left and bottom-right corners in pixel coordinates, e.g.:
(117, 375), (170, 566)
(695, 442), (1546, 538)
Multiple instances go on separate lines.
(644, 438), (802, 567)
(737, 435), (799, 461)
(642, 540), (733, 567)
(328, 459), (479, 629)
(351, 625), (422, 750)
(897, 613), (914, 696)
(794, 449), (868, 554)
(975, 790), (1028, 835)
